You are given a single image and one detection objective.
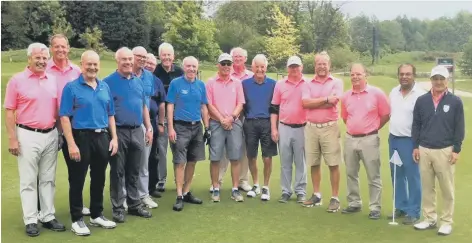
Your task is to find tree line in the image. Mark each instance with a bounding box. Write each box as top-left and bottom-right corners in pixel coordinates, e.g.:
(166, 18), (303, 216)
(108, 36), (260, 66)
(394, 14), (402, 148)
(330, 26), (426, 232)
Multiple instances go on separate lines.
(2, 1), (472, 74)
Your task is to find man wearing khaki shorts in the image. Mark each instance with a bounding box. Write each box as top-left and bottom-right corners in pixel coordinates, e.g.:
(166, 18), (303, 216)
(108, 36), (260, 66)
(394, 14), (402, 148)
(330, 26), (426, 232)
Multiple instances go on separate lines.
(301, 51), (343, 212)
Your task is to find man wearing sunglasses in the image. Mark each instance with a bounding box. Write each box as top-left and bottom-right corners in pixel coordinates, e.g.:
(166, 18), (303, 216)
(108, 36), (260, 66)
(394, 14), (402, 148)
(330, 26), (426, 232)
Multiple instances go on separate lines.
(206, 53), (246, 202)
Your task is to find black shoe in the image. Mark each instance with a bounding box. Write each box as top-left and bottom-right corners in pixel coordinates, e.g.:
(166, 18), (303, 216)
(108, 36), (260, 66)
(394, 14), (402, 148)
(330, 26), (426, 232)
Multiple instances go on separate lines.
(41, 219), (66, 232)
(128, 207), (152, 218)
(402, 215), (420, 225)
(183, 192), (203, 204)
(112, 211), (125, 223)
(368, 210), (381, 220)
(25, 223), (39, 237)
(278, 193), (291, 203)
(341, 206), (361, 214)
(150, 190), (162, 198)
(157, 182), (165, 192)
(173, 196), (184, 211)
(387, 209), (407, 220)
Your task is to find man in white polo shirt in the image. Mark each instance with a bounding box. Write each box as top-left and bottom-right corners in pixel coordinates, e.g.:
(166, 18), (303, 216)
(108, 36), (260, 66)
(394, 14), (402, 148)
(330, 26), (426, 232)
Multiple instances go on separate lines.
(388, 63), (425, 225)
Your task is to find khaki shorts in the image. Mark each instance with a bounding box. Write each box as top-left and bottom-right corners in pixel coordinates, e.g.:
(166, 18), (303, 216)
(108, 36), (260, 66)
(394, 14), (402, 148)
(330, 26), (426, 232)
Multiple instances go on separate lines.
(304, 121), (342, 167)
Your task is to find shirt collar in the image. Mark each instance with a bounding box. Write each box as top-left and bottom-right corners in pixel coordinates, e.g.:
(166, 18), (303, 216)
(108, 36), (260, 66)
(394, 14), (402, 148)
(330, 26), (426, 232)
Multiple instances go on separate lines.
(116, 70), (136, 80)
(25, 67), (48, 79)
(350, 84), (371, 95)
(47, 58), (73, 72)
(252, 76), (267, 84)
(284, 77), (305, 86)
(312, 74), (334, 83)
(78, 74), (102, 86)
(216, 74), (236, 83)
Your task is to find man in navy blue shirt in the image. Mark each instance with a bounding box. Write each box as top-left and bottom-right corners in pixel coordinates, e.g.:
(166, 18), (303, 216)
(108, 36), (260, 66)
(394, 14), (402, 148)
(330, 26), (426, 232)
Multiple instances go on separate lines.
(104, 47), (154, 222)
(166, 56), (209, 211)
(60, 50), (118, 236)
(242, 54), (277, 201)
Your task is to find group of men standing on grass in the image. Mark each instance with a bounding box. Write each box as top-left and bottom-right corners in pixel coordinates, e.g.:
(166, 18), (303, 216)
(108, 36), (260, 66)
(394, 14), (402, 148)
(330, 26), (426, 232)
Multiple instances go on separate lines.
(5, 34), (464, 238)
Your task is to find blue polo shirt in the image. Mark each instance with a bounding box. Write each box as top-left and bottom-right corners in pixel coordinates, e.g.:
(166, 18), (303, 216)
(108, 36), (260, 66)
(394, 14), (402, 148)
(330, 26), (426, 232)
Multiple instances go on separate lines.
(242, 76), (276, 119)
(104, 71), (145, 126)
(149, 74), (166, 121)
(59, 74), (115, 129)
(136, 69), (155, 109)
(166, 76), (208, 122)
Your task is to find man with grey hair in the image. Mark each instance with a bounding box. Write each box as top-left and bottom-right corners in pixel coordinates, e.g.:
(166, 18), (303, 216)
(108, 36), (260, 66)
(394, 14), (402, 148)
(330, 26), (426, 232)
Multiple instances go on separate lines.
(145, 53), (158, 72)
(242, 54), (277, 201)
(153, 42), (184, 192)
(104, 47), (153, 222)
(4, 43), (66, 236)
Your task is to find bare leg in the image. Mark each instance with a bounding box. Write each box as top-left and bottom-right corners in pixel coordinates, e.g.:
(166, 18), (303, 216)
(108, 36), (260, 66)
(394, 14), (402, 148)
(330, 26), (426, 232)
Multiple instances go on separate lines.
(262, 157), (272, 187)
(248, 157), (258, 185)
(174, 163), (185, 196)
(183, 162), (196, 193)
(231, 161), (241, 188)
(329, 165), (340, 197)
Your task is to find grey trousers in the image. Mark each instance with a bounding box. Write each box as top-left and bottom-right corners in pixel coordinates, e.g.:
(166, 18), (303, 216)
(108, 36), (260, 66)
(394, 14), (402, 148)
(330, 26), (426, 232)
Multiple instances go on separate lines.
(278, 123), (307, 196)
(138, 124), (152, 198)
(157, 123), (168, 183)
(110, 127), (144, 213)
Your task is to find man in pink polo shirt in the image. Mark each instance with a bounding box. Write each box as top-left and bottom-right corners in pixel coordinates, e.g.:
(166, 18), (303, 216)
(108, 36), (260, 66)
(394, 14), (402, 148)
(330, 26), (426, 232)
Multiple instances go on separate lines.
(340, 63), (390, 220)
(4, 43), (66, 237)
(206, 53), (246, 202)
(271, 55), (307, 204)
(301, 51), (343, 212)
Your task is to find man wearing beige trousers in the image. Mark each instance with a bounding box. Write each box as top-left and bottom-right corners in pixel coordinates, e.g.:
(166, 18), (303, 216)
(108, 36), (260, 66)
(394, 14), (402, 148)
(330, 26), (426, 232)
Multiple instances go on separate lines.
(412, 65), (465, 236)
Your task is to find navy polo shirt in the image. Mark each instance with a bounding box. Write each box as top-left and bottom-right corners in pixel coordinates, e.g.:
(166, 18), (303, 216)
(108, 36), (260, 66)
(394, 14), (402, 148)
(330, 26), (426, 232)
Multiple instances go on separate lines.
(149, 74), (166, 120)
(166, 76), (208, 122)
(136, 69), (155, 109)
(242, 76), (276, 119)
(59, 74), (115, 129)
(104, 71), (145, 126)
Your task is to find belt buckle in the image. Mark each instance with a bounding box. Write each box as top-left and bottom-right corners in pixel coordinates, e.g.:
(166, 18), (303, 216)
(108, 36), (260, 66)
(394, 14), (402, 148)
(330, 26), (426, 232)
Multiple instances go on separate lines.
(94, 129), (101, 133)
(191, 121), (196, 125)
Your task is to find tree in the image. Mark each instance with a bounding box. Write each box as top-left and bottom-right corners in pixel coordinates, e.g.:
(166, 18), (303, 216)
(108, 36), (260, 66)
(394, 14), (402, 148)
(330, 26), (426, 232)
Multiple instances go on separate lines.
(348, 15), (374, 54)
(79, 26), (106, 54)
(459, 37), (472, 76)
(377, 20), (406, 52)
(52, 16), (75, 41)
(264, 4), (300, 69)
(1, 2), (30, 50)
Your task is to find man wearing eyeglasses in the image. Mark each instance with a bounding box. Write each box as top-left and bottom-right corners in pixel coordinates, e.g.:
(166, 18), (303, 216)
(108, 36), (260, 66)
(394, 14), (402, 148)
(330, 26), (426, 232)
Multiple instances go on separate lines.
(206, 53), (246, 202)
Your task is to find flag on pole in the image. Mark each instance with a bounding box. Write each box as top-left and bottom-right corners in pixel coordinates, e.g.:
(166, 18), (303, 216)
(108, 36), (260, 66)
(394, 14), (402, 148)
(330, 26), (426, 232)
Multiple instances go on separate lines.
(390, 150), (403, 167)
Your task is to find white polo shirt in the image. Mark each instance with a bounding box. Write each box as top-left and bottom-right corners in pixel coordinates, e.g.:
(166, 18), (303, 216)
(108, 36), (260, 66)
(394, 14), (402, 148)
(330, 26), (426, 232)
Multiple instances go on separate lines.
(389, 83), (426, 137)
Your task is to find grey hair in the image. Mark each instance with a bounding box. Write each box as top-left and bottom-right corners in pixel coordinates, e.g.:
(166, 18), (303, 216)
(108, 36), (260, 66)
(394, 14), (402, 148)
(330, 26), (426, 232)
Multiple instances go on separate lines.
(252, 54), (268, 66)
(81, 50), (100, 61)
(182, 56), (198, 66)
(158, 42), (174, 56)
(146, 53), (157, 62)
(230, 47), (247, 57)
(132, 46), (147, 54)
(27, 43), (49, 57)
(115, 47), (132, 61)
(315, 51), (330, 62)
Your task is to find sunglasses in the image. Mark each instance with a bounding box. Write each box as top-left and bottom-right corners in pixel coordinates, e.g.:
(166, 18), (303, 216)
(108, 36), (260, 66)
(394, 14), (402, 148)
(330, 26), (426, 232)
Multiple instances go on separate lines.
(220, 62), (232, 66)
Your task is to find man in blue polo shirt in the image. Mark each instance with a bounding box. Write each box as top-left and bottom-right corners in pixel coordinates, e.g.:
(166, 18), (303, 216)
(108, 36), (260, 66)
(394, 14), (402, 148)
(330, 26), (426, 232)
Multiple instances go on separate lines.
(104, 47), (153, 222)
(166, 56), (209, 212)
(242, 54), (277, 201)
(60, 50), (118, 236)
(132, 46), (166, 209)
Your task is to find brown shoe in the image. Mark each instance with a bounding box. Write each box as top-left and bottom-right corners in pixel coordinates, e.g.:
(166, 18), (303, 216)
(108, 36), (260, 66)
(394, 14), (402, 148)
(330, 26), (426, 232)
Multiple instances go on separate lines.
(302, 194), (322, 207)
(326, 198), (340, 213)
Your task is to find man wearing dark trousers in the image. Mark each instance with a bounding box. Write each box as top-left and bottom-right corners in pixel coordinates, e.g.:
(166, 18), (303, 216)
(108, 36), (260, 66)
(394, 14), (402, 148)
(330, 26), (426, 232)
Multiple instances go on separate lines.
(104, 47), (153, 223)
(60, 50), (118, 236)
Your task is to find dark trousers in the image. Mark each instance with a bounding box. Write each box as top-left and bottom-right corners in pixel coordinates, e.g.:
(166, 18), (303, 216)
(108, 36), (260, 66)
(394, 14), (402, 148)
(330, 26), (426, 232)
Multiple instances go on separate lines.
(148, 128), (160, 193)
(63, 130), (110, 222)
(110, 127), (144, 213)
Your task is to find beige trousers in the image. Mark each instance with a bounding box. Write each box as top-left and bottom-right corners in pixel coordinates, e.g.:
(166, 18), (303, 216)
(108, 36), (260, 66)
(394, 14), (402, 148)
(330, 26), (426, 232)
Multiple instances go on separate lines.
(419, 146), (455, 225)
(17, 127), (58, 225)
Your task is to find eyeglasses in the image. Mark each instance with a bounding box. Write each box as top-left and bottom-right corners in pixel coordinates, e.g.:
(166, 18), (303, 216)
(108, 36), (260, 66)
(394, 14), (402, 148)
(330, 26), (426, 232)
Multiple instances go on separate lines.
(219, 62), (232, 66)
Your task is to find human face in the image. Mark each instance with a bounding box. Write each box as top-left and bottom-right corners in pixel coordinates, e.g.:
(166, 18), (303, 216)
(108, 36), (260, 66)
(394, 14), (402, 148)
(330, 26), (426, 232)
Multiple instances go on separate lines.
(430, 75), (448, 93)
(252, 59), (266, 80)
(315, 56), (330, 77)
(287, 64), (302, 78)
(80, 54), (100, 81)
(117, 50), (134, 75)
(350, 64), (367, 90)
(159, 48), (174, 68)
(232, 50), (246, 67)
(133, 49), (147, 69)
(183, 58), (198, 81)
(50, 37), (69, 61)
(28, 49), (49, 73)
(218, 61), (232, 77)
(398, 65), (415, 89)
(145, 56), (157, 72)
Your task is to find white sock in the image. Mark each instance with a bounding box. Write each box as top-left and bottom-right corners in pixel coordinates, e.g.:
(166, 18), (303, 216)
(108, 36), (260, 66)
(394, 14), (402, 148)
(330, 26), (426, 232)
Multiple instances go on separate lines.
(183, 192), (188, 196)
(232, 187), (238, 191)
(262, 186), (269, 190)
(214, 187), (219, 191)
(314, 192), (321, 198)
(331, 196), (339, 201)
(254, 184), (260, 188)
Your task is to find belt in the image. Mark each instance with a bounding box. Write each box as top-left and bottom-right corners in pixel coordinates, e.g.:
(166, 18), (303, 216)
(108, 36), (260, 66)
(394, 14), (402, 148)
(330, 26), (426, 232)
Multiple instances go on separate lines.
(73, 128), (108, 133)
(390, 133), (410, 139)
(174, 120), (200, 125)
(246, 117), (270, 121)
(16, 124), (55, 134)
(117, 125), (141, 129)
(347, 130), (378, 138)
(280, 122), (306, 128)
(307, 121), (336, 128)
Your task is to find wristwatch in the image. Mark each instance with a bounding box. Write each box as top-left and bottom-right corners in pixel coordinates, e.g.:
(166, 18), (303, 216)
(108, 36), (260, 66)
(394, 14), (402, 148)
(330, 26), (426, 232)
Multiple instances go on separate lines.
(147, 127), (153, 132)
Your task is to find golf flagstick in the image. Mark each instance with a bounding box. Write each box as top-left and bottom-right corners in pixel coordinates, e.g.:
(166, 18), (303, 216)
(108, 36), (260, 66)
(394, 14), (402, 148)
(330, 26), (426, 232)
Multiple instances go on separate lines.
(389, 150), (403, 226)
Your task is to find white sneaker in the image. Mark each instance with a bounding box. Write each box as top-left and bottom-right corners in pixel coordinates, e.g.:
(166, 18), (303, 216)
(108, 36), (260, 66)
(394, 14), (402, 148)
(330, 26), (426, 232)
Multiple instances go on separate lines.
(142, 196), (158, 209)
(414, 220), (437, 230)
(82, 207), (91, 216)
(71, 220), (91, 236)
(239, 183), (252, 192)
(438, 224), (452, 236)
(247, 185), (261, 198)
(90, 216), (117, 229)
(261, 187), (270, 201)
(209, 185), (214, 193)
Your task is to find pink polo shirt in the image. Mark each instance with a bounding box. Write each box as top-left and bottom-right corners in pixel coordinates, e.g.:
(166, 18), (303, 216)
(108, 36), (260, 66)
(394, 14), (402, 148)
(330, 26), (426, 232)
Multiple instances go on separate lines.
(206, 75), (245, 121)
(46, 59), (81, 104)
(231, 69), (254, 81)
(3, 68), (58, 129)
(271, 78), (306, 125)
(302, 75), (344, 123)
(341, 85), (390, 135)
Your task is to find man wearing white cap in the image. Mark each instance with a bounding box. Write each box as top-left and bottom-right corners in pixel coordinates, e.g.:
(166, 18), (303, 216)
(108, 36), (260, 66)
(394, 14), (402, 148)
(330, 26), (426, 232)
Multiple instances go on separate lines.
(412, 65), (464, 236)
(270, 56), (307, 203)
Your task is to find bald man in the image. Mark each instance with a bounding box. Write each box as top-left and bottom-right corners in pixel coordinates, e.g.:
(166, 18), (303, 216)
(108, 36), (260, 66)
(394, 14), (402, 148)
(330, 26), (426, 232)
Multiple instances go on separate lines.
(60, 51), (118, 235)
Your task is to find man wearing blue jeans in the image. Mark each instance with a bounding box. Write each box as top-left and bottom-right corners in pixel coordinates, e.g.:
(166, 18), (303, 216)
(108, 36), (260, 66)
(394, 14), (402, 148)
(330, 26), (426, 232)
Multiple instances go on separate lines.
(388, 63), (425, 225)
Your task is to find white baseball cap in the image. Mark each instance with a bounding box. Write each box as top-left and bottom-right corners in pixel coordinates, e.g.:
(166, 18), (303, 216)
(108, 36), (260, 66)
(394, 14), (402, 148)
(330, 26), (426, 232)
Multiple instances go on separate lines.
(430, 65), (450, 79)
(287, 56), (302, 67)
(218, 53), (233, 63)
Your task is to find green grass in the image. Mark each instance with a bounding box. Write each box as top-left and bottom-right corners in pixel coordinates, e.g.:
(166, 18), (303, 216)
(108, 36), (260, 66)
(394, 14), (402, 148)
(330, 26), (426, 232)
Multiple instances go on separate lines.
(2, 61), (472, 243)
(454, 80), (472, 93)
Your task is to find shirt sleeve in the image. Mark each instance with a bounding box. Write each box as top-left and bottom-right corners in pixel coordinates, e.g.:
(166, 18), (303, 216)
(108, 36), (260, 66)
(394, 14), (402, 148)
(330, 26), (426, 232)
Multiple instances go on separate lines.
(200, 82), (209, 105)
(412, 97), (421, 149)
(271, 82), (281, 105)
(301, 82), (310, 100)
(154, 76), (166, 103)
(453, 98), (465, 153)
(236, 81), (245, 104)
(376, 89), (391, 117)
(340, 93), (348, 120)
(59, 83), (74, 117)
(106, 84), (115, 116)
(166, 80), (177, 104)
(3, 76), (18, 110)
(334, 79), (344, 97)
(206, 81), (214, 105)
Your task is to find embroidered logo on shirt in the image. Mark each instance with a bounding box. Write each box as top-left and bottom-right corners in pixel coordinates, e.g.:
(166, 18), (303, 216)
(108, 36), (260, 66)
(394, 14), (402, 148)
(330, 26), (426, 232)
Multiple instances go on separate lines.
(443, 105), (450, 113)
(181, 89), (189, 95)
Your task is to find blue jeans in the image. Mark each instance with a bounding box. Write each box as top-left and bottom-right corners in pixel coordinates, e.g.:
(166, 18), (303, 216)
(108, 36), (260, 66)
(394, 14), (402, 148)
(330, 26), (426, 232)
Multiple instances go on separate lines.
(388, 134), (421, 218)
